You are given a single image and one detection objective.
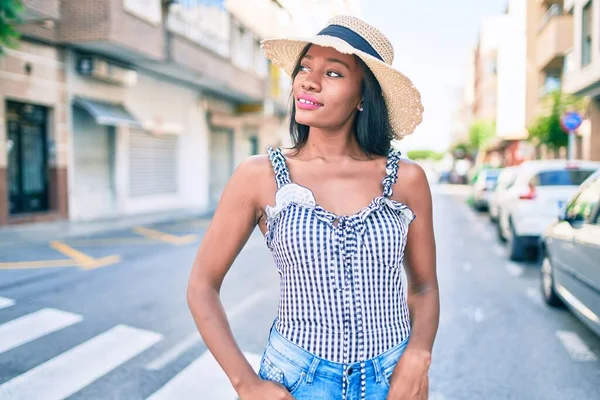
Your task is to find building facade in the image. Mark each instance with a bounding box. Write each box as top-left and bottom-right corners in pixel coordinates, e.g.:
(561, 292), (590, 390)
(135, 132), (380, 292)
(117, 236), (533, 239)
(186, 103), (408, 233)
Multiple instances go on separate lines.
(563, 0), (600, 161)
(0, 0), (361, 225)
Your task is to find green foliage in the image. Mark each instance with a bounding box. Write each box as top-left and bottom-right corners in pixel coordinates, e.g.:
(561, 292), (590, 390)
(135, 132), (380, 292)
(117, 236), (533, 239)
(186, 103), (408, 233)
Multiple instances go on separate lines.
(407, 149), (444, 161)
(0, 0), (24, 54)
(528, 90), (587, 151)
(468, 119), (496, 150)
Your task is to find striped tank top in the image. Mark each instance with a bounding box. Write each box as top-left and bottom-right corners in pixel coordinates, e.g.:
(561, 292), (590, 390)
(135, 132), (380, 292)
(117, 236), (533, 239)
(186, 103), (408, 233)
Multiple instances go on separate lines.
(264, 146), (415, 399)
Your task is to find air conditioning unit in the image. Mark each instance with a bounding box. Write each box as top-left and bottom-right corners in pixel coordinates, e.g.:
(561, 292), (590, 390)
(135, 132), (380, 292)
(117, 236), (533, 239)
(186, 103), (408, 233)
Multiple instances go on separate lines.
(76, 55), (138, 87)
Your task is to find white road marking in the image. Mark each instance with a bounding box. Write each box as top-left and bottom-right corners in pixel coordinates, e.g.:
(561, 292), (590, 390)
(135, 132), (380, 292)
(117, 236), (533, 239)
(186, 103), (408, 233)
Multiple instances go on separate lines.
(556, 331), (598, 362)
(0, 297), (15, 310)
(0, 309), (82, 354)
(144, 290), (269, 371)
(144, 333), (201, 371)
(505, 262), (525, 277)
(0, 325), (163, 400)
(526, 287), (543, 306)
(461, 306), (486, 322)
(146, 351), (262, 400)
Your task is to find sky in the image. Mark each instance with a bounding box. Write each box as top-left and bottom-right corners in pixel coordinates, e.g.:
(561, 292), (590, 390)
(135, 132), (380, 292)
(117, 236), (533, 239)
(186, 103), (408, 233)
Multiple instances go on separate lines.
(361, 0), (508, 153)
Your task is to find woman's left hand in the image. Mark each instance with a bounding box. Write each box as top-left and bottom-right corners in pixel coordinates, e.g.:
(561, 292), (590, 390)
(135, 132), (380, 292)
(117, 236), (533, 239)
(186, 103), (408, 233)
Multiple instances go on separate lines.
(386, 348), (431, 400)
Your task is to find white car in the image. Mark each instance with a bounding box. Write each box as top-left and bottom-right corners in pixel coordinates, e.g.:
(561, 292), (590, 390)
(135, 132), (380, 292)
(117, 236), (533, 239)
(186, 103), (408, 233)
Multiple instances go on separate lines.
(472, 168), (501, 211)
(497, 159), (600, 261)
(488, 166), (519, 222)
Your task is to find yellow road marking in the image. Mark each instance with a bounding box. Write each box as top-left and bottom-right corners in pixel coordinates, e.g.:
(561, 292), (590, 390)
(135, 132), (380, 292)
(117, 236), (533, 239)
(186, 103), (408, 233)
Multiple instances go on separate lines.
(161, 219), (211, 229)
(50, 241), (121, 269)
(64, 237), (158, 246)
(0, 259), (77, 270)
(133, 226), (197, 246)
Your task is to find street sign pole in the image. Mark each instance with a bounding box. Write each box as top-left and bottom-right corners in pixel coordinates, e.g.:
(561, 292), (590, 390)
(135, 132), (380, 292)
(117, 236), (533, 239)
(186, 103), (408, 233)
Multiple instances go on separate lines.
(568, 130), (575, 161)
(560, 111), (583, 161)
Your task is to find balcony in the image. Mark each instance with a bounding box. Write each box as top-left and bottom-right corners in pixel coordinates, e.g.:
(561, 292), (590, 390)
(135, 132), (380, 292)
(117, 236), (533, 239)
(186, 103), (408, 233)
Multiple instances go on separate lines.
(22, 0), (60, 21)
(537, 8), (573, 70)
(58, 0), (165, 62)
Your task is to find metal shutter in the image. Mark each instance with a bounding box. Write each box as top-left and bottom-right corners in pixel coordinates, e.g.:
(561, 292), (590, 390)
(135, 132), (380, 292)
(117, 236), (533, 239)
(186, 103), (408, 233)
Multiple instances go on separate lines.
(129, 130), (178, 197)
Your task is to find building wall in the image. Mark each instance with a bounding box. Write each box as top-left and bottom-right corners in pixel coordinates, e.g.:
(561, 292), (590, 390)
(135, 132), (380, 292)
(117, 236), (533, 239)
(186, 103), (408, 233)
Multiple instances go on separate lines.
(496, 0), (528, 141)
(0, 41), (69, 224)
(564, 0), (600, 96)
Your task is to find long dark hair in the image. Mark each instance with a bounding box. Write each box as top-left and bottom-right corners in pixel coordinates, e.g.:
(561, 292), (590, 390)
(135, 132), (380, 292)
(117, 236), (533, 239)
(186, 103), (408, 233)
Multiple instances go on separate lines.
(288, 44), (394, 156)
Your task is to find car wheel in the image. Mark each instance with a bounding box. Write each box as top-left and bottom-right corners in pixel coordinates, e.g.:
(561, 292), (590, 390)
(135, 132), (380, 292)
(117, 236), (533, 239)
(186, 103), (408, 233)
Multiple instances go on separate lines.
(507, 220), (526, 261)
(496, 213), (506, 242)
(540, 253), (564, 308)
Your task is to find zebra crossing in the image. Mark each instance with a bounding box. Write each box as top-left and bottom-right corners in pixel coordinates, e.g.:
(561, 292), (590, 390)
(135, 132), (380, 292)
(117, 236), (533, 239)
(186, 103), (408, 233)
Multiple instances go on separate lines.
(0, 296), (262, 400)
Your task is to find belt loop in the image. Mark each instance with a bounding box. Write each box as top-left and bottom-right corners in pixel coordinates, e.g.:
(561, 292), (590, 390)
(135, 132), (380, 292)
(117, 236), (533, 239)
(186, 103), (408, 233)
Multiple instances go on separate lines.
(372, 358), (382, 384)
(305, 357), (320, 385)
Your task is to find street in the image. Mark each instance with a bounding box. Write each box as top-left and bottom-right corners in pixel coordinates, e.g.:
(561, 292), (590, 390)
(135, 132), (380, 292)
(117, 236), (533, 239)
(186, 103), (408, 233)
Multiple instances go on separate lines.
(0, 185), (599, 400)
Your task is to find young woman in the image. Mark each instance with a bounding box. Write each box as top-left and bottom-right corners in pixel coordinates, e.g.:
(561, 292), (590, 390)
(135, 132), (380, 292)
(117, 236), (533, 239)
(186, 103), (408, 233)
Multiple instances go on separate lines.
(187, 15), (439, 400)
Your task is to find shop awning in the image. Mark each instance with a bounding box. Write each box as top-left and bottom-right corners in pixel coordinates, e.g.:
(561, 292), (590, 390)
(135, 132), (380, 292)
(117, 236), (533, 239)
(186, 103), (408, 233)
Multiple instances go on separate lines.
(73, 97), (142, 128)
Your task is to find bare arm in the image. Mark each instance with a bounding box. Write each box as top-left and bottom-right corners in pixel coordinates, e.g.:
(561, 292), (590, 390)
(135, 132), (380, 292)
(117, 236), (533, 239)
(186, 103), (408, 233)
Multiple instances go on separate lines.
(387, 161), (439, 399)
(186, 156), (289, 399)
(401, 162), (439, 357)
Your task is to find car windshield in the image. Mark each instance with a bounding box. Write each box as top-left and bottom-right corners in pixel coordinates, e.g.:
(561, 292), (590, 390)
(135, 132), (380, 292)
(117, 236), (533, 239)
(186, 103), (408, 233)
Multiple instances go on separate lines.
(535, 169), (597, 186)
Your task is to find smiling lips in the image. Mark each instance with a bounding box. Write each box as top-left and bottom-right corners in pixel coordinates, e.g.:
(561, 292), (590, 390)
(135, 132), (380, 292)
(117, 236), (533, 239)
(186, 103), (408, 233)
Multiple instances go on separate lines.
(296, 94), (324, 110)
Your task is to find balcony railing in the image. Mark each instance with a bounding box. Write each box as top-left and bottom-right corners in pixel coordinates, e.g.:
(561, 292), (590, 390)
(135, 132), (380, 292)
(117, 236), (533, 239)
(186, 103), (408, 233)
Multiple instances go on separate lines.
(539, 4), (563, 31)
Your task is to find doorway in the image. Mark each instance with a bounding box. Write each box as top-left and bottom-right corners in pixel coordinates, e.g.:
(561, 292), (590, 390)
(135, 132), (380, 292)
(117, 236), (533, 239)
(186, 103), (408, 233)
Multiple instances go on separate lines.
(6, 101), (50, 215)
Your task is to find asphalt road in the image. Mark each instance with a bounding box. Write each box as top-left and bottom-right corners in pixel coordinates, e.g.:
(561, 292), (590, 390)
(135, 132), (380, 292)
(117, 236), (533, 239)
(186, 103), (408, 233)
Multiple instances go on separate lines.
(0, 184), (598, 400)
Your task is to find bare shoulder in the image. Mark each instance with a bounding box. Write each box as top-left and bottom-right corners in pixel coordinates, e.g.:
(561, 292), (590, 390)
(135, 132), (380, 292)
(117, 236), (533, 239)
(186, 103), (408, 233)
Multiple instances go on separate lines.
(226, 154), (277, 209)
(231, 154), (275, 190)
(392, 158), (431, 207)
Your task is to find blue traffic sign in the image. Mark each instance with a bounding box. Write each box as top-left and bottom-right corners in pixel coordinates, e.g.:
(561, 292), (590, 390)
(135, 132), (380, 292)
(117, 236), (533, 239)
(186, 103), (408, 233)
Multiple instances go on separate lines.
(560, 111), (583, 132)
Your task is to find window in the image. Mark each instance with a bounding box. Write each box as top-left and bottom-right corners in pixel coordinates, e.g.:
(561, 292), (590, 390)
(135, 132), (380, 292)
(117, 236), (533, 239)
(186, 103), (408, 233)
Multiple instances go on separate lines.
(566, 177), (600, 222)
(533, 169), (596, 186)
(582, 1), (592, 66)
(249, 136), (259, 156)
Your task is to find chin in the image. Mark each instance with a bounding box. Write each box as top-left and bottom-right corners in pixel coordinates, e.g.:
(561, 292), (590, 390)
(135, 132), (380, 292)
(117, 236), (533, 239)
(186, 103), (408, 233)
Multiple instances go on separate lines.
(294, 114), (317, 127)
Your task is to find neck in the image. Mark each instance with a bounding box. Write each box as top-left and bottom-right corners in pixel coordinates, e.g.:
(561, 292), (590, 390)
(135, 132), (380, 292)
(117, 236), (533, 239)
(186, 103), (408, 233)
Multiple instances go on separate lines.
(301, 121), (363, 159)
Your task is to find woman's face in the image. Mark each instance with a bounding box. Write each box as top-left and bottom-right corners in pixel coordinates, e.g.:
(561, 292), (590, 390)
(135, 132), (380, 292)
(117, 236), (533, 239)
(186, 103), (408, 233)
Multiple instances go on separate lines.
(293, 45), (364, 131)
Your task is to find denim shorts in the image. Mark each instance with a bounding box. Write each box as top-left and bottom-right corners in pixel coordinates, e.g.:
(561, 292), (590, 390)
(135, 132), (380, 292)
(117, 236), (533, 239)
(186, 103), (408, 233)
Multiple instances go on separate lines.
(258, 323), (410, 400)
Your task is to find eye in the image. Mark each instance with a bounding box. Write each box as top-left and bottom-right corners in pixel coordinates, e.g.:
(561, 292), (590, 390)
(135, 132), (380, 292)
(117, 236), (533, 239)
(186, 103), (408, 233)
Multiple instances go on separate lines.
(326, 70), (343, 78)
(299, 65), (310, 72)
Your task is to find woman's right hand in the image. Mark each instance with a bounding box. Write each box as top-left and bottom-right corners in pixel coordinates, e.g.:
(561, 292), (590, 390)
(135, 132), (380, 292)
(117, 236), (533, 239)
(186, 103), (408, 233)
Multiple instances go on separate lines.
(237, 377), (295, 400)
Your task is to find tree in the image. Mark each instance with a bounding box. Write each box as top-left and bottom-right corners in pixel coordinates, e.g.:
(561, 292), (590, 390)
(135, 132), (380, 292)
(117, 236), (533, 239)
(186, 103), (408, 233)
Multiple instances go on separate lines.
(528, 89), (587, 151)
(407, 149), (444, 161)
(468, 119), (495, 151)
(0, 0), (24, 54)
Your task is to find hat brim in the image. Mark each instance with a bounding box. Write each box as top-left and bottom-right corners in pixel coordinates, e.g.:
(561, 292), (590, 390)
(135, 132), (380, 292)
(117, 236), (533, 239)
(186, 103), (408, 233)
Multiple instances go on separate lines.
(261, 35), (424, 139)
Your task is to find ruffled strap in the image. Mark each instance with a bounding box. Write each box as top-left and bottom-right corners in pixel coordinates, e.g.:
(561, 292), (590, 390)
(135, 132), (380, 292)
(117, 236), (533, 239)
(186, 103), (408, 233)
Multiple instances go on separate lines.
(267, 146), (291, 189)
(382, 147), (402, 197)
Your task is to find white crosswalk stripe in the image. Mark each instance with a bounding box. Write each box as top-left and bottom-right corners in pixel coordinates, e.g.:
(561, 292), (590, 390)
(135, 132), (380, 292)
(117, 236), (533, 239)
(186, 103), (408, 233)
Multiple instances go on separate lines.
(147, 351), (262, 400)
(0, 297), (15, 310)
(0, 308), (82, 354)
(0, 324), (163, 400)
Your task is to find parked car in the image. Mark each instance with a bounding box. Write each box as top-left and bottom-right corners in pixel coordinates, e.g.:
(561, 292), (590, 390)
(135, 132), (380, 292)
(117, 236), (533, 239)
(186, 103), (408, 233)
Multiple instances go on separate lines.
(539, 170), (600, 337)
(472, 168), (501, 211)
(497, 159), (600, 261)
(488, 166), (519, 222)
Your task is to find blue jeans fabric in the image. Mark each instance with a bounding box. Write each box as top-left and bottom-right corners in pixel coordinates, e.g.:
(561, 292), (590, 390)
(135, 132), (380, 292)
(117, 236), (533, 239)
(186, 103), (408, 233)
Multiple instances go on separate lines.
(258, 322), (410, 400)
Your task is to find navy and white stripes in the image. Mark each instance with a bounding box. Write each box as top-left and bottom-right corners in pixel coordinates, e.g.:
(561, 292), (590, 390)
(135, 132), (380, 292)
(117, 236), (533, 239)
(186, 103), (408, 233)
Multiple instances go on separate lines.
(264, 147), (414, 399)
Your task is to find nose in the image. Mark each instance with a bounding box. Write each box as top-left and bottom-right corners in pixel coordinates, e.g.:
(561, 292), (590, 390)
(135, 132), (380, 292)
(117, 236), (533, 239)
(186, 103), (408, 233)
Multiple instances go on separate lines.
(301, 71), (321, 92)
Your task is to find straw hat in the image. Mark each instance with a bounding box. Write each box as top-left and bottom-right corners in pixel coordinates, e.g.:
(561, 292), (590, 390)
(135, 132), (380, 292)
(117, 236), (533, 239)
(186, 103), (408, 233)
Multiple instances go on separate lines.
(261, 15), (424, 139)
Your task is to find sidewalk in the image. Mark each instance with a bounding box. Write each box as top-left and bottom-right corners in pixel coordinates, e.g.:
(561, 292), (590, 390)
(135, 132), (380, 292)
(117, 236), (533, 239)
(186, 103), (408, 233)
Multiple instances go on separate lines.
(0, 208), (211, 247)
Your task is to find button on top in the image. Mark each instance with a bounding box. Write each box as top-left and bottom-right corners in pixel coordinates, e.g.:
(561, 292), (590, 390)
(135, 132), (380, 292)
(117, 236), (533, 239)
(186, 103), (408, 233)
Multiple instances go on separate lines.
(347, 366), (353, 375)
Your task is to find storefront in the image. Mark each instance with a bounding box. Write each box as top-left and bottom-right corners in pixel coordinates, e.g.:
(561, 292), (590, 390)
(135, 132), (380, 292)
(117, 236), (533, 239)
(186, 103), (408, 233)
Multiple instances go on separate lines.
(67, 52), (209, 221)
